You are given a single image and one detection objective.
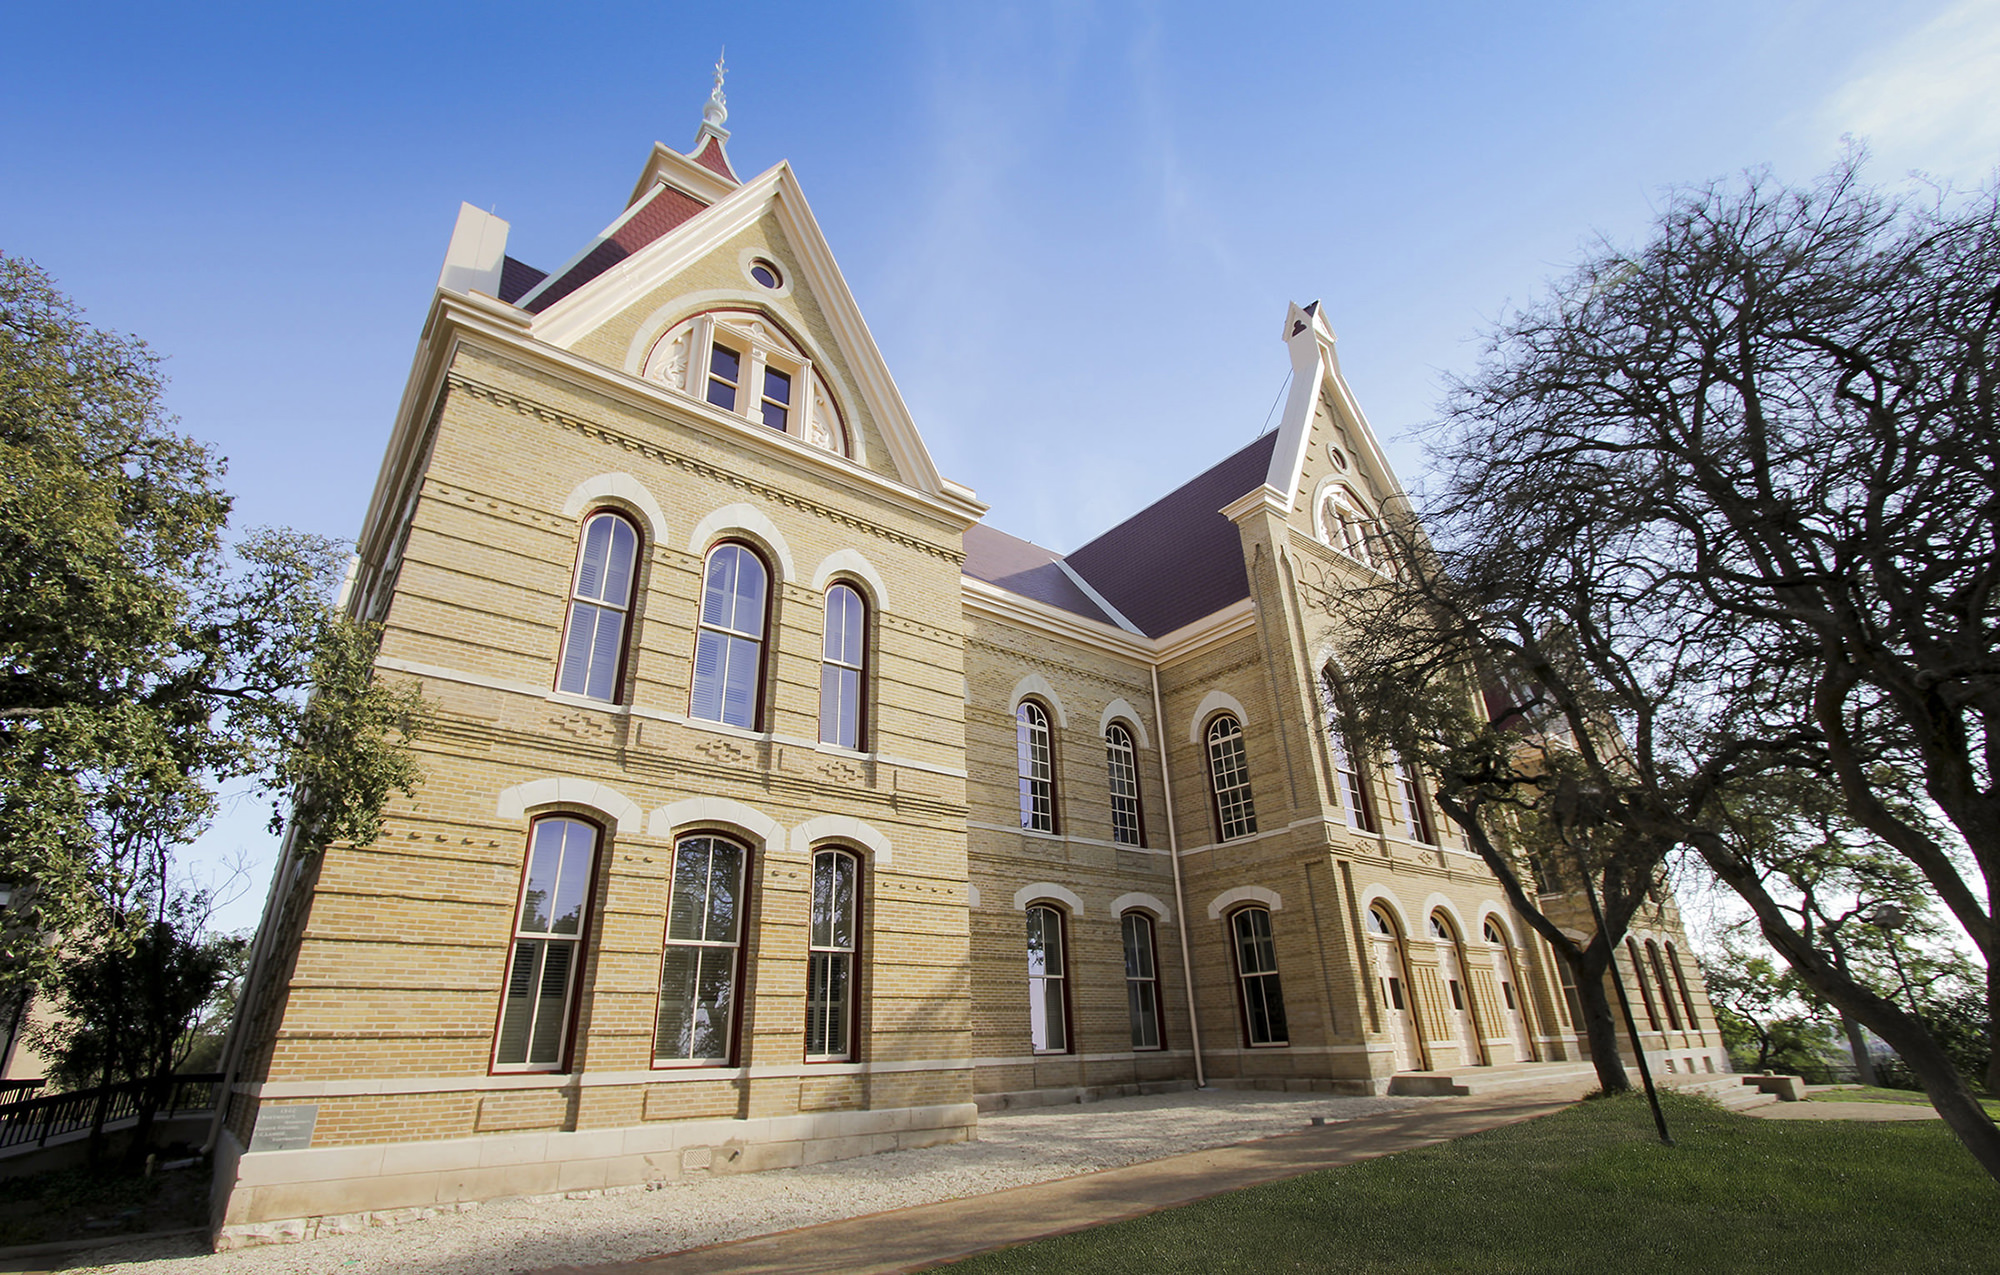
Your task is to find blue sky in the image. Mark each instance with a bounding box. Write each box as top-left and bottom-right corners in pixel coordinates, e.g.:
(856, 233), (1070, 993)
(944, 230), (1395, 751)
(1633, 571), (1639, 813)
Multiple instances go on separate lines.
(5, 0), (1997, 928)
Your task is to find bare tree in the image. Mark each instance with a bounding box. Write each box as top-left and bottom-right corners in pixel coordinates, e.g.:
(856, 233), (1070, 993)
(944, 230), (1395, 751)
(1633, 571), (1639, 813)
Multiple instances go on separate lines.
(1345, 159), (2000, 1179)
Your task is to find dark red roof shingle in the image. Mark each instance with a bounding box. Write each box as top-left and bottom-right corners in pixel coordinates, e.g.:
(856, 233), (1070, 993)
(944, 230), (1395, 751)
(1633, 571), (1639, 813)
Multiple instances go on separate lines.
(961, 525), (1116, 626)
(524, 184), (710, 314)
(690, 135), (739, 182)
(498, 256), (547, 304)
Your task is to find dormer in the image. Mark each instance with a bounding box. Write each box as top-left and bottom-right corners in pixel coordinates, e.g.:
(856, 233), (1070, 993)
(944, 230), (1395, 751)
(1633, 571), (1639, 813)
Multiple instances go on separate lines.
(640, 306), (851, 458)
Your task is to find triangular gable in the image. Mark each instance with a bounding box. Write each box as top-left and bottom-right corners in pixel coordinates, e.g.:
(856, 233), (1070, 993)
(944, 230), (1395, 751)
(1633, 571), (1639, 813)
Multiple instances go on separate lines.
(527, 162), (946, 498)
(1261, 300), (1412, 525)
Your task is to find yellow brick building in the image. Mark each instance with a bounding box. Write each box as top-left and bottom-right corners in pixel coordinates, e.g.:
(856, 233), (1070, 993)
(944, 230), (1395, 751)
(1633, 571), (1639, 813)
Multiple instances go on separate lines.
(211, 93), (1724, 1244)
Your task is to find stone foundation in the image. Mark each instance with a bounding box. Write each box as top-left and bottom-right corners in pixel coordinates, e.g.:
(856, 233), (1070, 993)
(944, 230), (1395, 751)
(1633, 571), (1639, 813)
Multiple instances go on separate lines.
(210, 1100), (979, 1249)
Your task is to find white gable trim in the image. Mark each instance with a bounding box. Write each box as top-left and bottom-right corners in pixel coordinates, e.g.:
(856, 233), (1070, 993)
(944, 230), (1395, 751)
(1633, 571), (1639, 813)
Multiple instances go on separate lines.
(647, 796), (785, 848)
(1207, 885), (1282, 920)
(1109, 891), (1173, 924)
(789, 814), (894, 868)
(1098, 698), (1151, 750)
(1188, 690), (1248, 745)
(689, 503), (797, 581)
(528, 162), (945, 497)
(1014, 882), (1084, 915)
(496, 778), (643, 834)
(810, 549), (891, 610)
(561, 472), (667, 541)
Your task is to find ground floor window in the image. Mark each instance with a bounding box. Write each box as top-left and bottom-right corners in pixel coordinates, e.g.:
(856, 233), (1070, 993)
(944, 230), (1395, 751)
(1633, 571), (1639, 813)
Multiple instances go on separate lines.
(1026, 903), (1070, 1053)
(806, 848), (859, 1061)
(1230, 906), (1288, 1046)
(655, 834), (748, 1064)
(495, 816), (599, 1071)
(1121, 911), (1163, 1050)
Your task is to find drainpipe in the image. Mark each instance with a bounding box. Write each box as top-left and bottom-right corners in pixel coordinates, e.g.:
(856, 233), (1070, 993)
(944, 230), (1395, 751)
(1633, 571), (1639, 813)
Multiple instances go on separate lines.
(1151, 664), (1205, 1089)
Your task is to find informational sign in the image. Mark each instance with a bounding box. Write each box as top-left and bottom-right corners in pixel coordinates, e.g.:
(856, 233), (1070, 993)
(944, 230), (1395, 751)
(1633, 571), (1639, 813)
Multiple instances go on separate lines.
(248, 1102), (318, 1153)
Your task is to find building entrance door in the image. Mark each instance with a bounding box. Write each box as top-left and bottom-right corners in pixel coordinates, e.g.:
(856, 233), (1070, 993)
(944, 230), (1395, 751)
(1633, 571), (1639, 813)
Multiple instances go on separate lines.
(1430, 915), (1484, 1066)
(1367, 907), (1422, 1071)
(1485, 919), (1537, 1063)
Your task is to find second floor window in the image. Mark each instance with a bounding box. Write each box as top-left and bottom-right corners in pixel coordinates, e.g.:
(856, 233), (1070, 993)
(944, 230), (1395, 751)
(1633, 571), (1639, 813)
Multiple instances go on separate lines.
(1206, 714), (1258, 841)
(556, 511), (639, 701)
(1017, 701), (1056, 833)
(1321, 668), (1379, 833)
(691, 542), (769, 729)
(1394, 758), (1438, 845)
(1105, 723), (1143, 846)
(819, 583), (866, 748)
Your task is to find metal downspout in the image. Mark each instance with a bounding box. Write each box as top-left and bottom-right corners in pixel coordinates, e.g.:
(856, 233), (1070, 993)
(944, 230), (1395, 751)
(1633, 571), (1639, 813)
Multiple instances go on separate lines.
(1151, 664), (1205, 1088)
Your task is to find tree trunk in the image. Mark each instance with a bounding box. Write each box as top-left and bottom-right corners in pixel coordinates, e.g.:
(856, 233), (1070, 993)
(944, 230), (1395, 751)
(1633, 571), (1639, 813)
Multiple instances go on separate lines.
(1841, 1013), (1877, 1086)
(1572, 959), (1632, 1093)
(1986, 957), (1999, 1097)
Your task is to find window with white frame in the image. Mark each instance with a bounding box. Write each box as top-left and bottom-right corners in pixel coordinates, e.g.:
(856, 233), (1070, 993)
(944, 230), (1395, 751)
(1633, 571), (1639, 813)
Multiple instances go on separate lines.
(691, 542), (769, 730)
(1026, 903), (1069, 1052)
(1393, 756), (1439, 845)
(1205, 714), (1258, 840)
(819, 583), (866, 749)
(640, 310), (850, 456)
(555, 511), (639, 702)
(654, 834), (748, 1065)
(1105, 723), (1143, 846)
(495, 817), (599, 1071)
(1017, 701), (1056, 833)
(1230, 907), (1288, 1046)
(1122, 911), (1163, 1050)
(1317, 485), (1380, 568)
(1320, 667), (1380, 833)
(806, 848), (859, 1061)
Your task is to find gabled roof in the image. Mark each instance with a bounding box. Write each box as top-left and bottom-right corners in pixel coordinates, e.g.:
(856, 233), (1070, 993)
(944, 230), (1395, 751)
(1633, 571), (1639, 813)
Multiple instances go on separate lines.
(1063, 435), (1277, 639)
(498, 256), (547, 304)
(520, 184), (711, 314)
(690, 134), (738, 181)
(962, 525), (1117, 626)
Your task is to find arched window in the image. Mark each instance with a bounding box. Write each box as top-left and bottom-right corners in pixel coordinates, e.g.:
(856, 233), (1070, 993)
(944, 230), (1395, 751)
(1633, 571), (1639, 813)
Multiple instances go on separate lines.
(1121, 911), (1163, 1050)
(1318, 486), (1379, 568)
(1484, 919), (1515, 1010)
(1206, 715), (1258, 841)
(1393, 756), (1438, 845)
(643, 310), (851, 455)
(1646, 941), (1682, 1030)
(691, 542), (770, 729)
(1230, 907), (1288, 1046)
(1667, 943), (1702, 1032)
(1320, 668), (1379, 833)
(556, 511), (640, 701)
(655, 834), (749, 1065)
(1025, 903), (1069, 1053)
(1626, 938), (1662, 1031)
(1105, 723), (1144, 846)
(495, 816), (600, 1071)
(819, 583), (866, 749)
(806, 848), (860, 1061)
(1016, 701), (1056, 833)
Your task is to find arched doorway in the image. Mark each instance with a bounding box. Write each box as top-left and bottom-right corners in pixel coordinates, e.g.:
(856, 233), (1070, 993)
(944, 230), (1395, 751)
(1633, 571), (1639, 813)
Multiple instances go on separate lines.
(1483, 917), (1537, 1063)
(1366, 905), (1424, 1071)
(1429, 912), (1486, 1066)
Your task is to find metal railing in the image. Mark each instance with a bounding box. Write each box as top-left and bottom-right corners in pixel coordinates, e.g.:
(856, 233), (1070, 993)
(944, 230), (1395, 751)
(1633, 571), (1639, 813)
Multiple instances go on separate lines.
(0, 1073), (223, 1150)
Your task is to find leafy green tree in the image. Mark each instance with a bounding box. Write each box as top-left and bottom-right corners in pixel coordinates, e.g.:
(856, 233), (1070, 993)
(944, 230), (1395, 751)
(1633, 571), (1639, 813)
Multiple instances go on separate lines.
(0, 254), (424, 1113)
(1701, 948), (1845, 1079)
(1337, 161), (2000, 1180)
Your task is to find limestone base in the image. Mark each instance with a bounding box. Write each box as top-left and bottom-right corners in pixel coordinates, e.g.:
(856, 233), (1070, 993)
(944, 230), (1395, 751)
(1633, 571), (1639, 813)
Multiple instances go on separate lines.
(210, 1100), (979, 1250)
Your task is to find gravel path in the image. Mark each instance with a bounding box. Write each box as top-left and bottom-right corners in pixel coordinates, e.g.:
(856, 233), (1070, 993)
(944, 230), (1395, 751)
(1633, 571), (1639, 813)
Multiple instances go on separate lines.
(61, 1090), (1424, 1274)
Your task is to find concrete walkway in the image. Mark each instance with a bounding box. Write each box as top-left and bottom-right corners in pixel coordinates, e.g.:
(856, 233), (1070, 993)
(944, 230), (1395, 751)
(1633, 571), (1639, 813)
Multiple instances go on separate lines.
(534, 1092), (1577, 1275)
(1749, 1100), (1943, 1121)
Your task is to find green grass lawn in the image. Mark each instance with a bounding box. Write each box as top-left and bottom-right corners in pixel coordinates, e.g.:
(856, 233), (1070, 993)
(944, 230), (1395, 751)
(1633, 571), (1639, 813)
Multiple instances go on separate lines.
(1806, 1085), (2000, 1118)
(942, 1092), (2000, 1274)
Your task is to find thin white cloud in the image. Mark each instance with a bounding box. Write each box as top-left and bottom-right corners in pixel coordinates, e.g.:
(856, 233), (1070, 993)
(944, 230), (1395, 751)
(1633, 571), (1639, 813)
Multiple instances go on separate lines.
(1820, 0), (2000, 180)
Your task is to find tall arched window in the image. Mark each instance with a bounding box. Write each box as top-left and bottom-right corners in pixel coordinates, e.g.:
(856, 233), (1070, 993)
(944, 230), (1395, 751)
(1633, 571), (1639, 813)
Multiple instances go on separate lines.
(1206, 715), (1258, 841)
(1393, 757), (1439, 845)
(691, 542), (770, 729)
(1646, 941), (1682, 1030)
(1667, 943), (1702, 1032)
(806, 848), (860, 1061)
(495, 816), (600, 1071)
(1017, 701), (1056, 833)
(1230, 907), (1288, 1046)
(1121, 911), (1163, 1050)
(655, 834), (749, 1065)
(819, 583), (866, 749)
(556, 511), (640, 701)
(1026, 903), (1069, 1052)
(1105, 723), (1144, 846)
(1320, 668), (1379, 833)
(1626, 938), (1662, 1031)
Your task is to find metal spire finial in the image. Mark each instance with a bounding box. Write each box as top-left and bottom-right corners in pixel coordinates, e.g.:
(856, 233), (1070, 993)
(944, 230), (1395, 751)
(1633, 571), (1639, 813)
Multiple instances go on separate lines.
(703, 49), (728, 130)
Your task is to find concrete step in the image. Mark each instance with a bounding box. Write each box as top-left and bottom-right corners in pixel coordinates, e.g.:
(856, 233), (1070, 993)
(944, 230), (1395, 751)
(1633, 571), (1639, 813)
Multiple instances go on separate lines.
(1661, 1073), (1777, 1110)
(1388, 1061), (1601, 1098)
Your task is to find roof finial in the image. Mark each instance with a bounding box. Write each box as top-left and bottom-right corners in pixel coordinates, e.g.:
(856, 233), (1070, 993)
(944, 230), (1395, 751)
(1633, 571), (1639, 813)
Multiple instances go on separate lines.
(702, 48), (729, 133)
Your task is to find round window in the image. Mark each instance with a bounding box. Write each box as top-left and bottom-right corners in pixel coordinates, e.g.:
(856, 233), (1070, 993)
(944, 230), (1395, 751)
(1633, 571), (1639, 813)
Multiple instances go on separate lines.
(749, 259), (782, 289)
